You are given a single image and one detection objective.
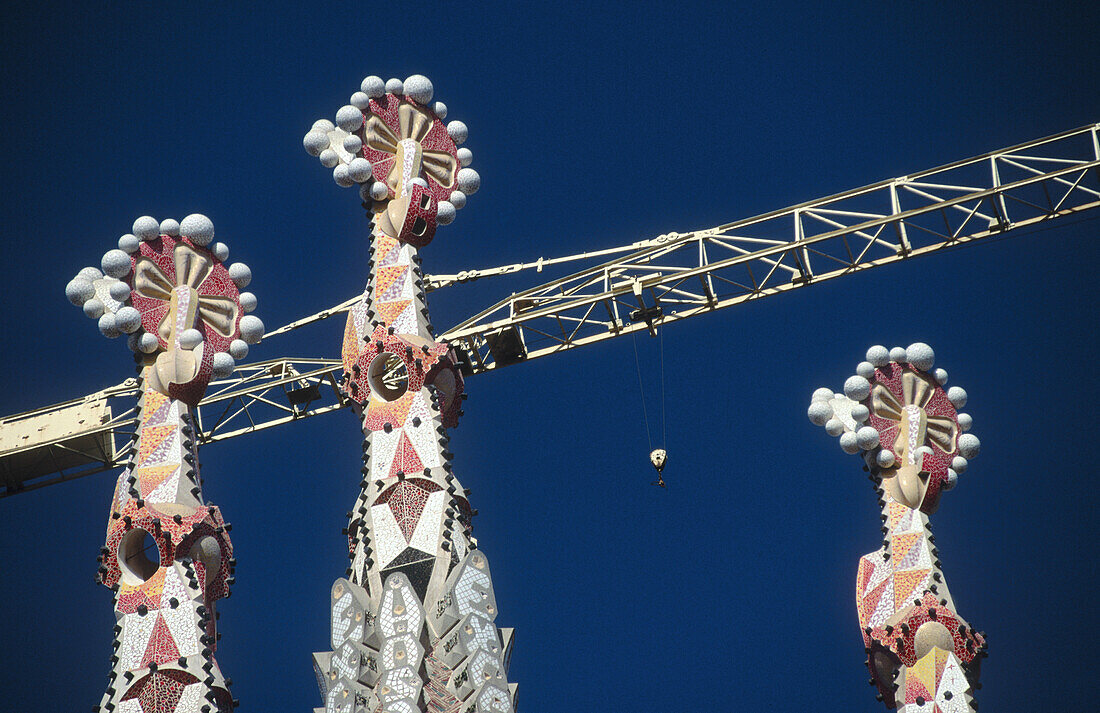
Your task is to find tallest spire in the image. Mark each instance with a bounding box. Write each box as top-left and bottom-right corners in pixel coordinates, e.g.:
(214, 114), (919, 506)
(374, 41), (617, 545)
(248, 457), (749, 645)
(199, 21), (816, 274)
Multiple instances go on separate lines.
(304, 75), (512, 713)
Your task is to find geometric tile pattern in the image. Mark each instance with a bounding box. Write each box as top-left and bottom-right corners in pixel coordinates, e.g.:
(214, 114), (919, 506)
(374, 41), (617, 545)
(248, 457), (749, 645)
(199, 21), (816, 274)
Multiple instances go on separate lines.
(311, 80), (512, 712)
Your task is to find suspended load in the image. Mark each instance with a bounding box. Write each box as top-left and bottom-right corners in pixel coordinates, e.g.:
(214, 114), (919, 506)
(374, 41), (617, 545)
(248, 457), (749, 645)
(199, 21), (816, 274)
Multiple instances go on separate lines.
(650, 448), (667, 488)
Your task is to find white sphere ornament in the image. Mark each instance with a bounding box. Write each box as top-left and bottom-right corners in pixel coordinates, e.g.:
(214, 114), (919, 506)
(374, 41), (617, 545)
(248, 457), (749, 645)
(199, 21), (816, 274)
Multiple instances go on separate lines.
(456, 147), (473, 167)
(303, 130), (330, 157)
(108, 281), (131, 302)
(118, 234), (140, 253)
(409, 176), (428, 189)
(132, 215), (160, 241)
(457, 167), (480, 195)
(843, 375), (871, 401)
(213, 242), (230, 262)
(825, 418), (845, 437)
(943, 469), (958, 490)
(839, 431), (861, 454)
(361, 75), (385, 98)
(876, 449), (896, 468)
(212, 352), (235, 379)
(957, 433), (981, 459)
(336, 104), (365, 132)
(180, 214), (215, 246)
(934, 368), (949, 385)
(889, 346), (908, 362)
(385, 78), (404, 95)
(178, 328), (203, 350)
(811, 387), (834, 402)
(370, 181), (389, 201)
(403, 75), (433, 104)
(115, 306), (142, 334)
(905, 342), (935, 371)
(319, 149), (339, 168)
(239, 315), (265, 344)
(343, 133), (363, 155)
(238, 291), (257, 313)
(333, 164), (353, 187)
(66, 278), (95, 306)
(83, 298), (105, 319)
(431, 101), (447, 119)
(866, 345), (889, 366)
(807, 400), (833, 426)
(957, 413), (972, 432)
(851, 403), (870, 422)
(947, 386), (968, 409)
(856, 361), (875, 379)
(228, 262), (252, 288)
(436, 201), (456, 225)
(312, 119), (335, 133)
(856, 426), (880, 450)
(952, 456), (968, 473)
(447, 120), (468, 145)
(449, 190), (467, 209)
(102, 249), (132, 278)
(139, 332), (160, 353)
(78, 266), (104, 281)
(229, 339), (249, 360)
(98, 313), (121, 338)
(159, 218), (180, 236)
(350, 91), (371, 110)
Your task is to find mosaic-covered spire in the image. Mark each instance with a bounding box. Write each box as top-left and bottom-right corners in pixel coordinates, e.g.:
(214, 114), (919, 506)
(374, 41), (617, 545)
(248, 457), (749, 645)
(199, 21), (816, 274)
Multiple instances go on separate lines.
(305, 75), (514, 713)
(808, 343), (986, 711)
(69, 215), (264, 713)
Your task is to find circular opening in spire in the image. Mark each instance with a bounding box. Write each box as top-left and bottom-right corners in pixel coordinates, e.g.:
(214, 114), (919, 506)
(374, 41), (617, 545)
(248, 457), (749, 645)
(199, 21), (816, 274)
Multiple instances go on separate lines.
(367, 352), (409, 401)
(118, 528), (161, 585)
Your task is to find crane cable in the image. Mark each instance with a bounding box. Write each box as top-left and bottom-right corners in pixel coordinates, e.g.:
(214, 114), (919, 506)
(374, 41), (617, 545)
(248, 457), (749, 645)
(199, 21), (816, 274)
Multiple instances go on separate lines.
(631, 328), (668, 453)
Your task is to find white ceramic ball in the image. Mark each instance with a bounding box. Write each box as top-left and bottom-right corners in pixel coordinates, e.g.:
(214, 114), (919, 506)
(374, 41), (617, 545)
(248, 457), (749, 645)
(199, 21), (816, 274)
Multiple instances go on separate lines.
(889, 346), (907, 362)
(228, 262), (252, 288)
(108, 281), (131, 302)
(851, 403), (869, 422)
(229, 339), (249, 360)
(66, 278), (95, 306)
(943, 469), (958, 490)
(239, 315), (265, 344)
(102, 249), (132, 278)
(856, 426), (880, 450)
(947, 386), (967, 409)
(98, 313), (120, 338)
(385, 78), (403, 94)
(77, 267), (103, 281)
(456, 147), (472, 167)
(934, 368), (948, 385)
(370, 181), (389, 201)
(431, 101), (447, 119)
(238, 291), (257, 313)
(449, 190), (467, 209)
(118, 234), (140, 253)
(350, 91), (371, 110)
(403, 75), (433, 104)
(180, 214), (215, 246)
(319, 149), (339, 168)
(83, 298), (105, 319)
(333, 164), (353, 187)
(839, 431), (860, 454)
(811, 387), (834, 402)
(361, 76), (385, 97)
(303, 130), (330, 157)
(343, 134), (363, 155)
(213, 242), (229, 262)
(856, 361), (875, 379)
(457, 167), (480, 195)
(951, 456), (968, 473)
(139, 332), (160, 353)
(825, 418), (845, 437)
(114, 306), (142, 334)
(807, 400), (833, 426)
(877, 449), (896, 468)
(159, 218), (180, 236)
(132, 216), (160, 241)
(905, 342), (935, 371)
(957, 413), (972, 432)
(212, 352), (235, 379)
(447, 120), (468, 145)
(866, 345), (889, 366)
(312, 119), (335, 133)
(957, 433), (980, 459)
(409, 177), (428, 190)
(336, 104), (365, 132)
(843, 375), (871, 401)
(436, 201), (456, 225)
(178, 328), (203, 350)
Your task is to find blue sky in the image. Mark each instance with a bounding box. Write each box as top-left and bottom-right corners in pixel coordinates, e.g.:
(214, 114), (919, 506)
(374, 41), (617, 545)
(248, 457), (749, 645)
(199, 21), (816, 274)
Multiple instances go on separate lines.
(1, 2), (1098, 711)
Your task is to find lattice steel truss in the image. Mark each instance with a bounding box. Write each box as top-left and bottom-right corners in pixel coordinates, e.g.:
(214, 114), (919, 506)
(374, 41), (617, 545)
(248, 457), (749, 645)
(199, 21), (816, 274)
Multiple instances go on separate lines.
(3, 123), (1097, 496)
